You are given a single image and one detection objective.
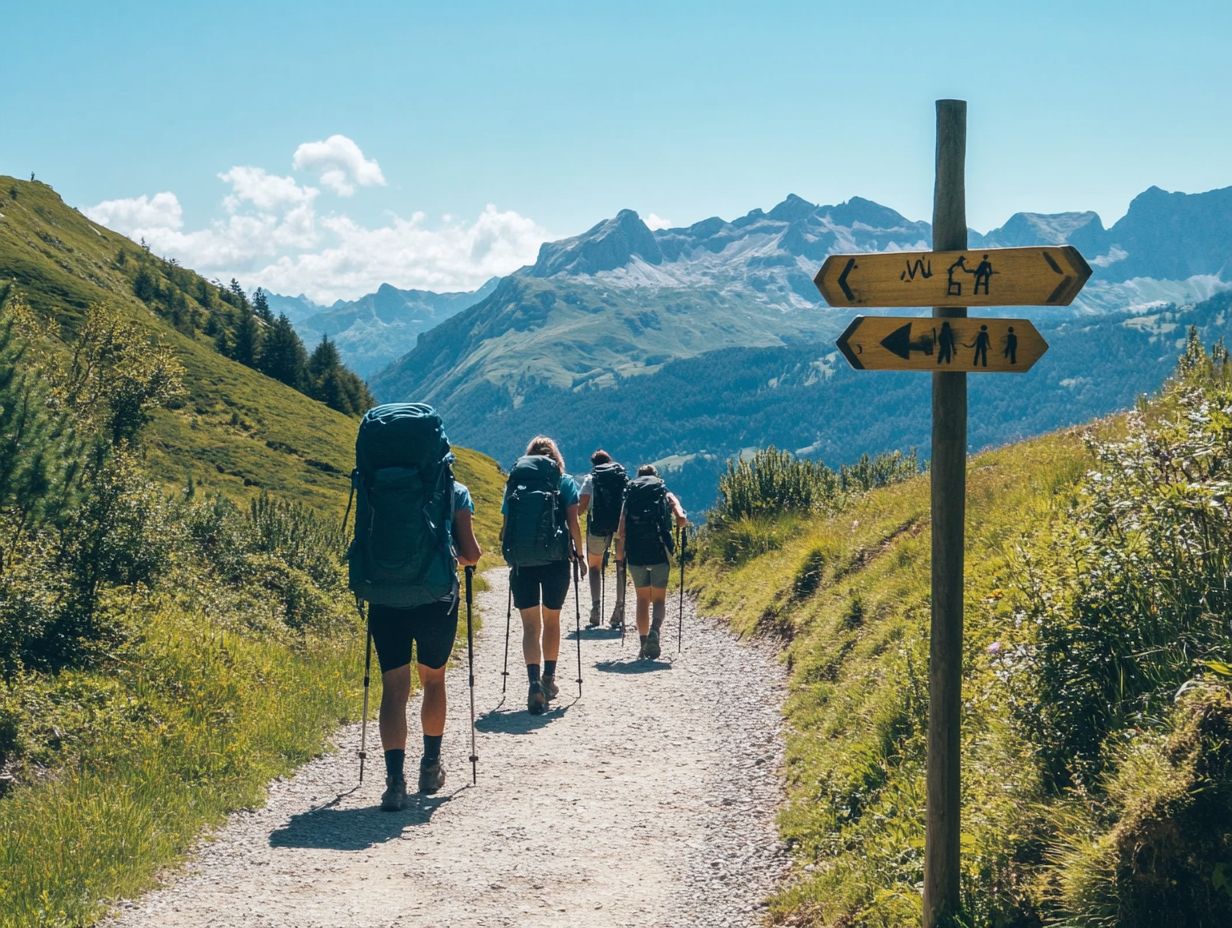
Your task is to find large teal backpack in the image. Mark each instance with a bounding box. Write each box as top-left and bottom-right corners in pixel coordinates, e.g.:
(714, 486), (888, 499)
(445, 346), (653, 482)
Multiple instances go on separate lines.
(347, 403), (457, 607)
(502, 455), (569, 568)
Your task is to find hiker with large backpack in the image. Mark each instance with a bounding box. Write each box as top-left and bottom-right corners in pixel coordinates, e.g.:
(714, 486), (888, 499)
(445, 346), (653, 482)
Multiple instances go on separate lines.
(614, 464), (688, 660)
(577, 449), (628, 629)
(347, 404), (482, 812)
(501, 435), (585, 715)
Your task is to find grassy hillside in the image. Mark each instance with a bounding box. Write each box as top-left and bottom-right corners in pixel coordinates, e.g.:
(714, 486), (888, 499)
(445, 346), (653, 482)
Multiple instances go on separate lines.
(695, 336), (1232, 926)
(0, 178), (505, 928)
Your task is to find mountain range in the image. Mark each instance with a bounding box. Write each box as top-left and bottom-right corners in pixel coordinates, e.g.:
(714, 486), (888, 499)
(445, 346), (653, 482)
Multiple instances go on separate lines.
(272, 279), (498, 378)
(360, 185), (1232, 505)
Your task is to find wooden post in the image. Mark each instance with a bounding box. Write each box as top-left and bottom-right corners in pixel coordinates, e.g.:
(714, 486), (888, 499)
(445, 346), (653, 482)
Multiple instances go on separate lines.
(924, 98), (967, 928)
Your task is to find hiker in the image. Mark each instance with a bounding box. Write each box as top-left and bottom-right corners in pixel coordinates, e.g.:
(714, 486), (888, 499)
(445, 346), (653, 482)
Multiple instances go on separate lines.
(347, 403), (482, 811)
(501, 435), (585, 714)
(577, 449), (629, 628)
(615, 464), (688, 660)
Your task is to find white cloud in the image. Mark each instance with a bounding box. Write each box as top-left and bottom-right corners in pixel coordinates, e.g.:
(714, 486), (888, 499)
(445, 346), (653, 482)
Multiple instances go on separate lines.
(85, 191), (183, 237)
(644, 212), (673, 231)
(292, 134), (385, 196)
(219, 166), (317, 213)
(84, 142), (548, 304)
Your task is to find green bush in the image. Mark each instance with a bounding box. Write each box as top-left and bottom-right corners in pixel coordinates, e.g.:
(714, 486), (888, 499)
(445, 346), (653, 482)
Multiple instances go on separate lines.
(1018, 338), (1232, 790)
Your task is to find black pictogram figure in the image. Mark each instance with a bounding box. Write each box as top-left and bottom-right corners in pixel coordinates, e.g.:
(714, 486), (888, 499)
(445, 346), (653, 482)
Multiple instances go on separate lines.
(1002, 326), (1018, 364)
(946, 256), (970, 296)
(936, 321), (956, 365)
(966, 324), (990, 367)
(972, 255), (994, 296)
(900, 258), (933, 282)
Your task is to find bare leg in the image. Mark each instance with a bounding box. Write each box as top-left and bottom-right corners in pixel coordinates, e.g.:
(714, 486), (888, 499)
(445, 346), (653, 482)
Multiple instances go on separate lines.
(635, 587), (653, 637)
(542, 607), (562, 662)
(521, 607), (543, 666)
(651, 593), (667, 631)
(418, 663), (447, 738)
(379, 665), (412, 750)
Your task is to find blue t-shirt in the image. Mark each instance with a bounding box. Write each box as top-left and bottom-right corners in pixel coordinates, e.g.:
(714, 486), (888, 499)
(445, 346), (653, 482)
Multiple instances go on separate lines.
(500, 474), (581, 514)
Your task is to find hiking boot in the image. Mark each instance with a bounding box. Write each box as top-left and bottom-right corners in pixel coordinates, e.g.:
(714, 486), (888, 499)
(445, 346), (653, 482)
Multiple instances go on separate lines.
(609, 602), (626, 629)
(380, 776), (407, 811)
(541, 673), (559, 700)
(645, 628), (661, 660)
(588, 603), (602, 627)
(418, 756), (446, 795)
(527, 681), (547, 715)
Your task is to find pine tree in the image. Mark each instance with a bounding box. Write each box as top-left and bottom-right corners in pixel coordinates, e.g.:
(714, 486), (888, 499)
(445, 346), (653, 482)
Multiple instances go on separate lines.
(306, 334), (373, 415)
(228, 278), (250, 312)
(132, 266), (156, 302)
(232, 307), (261, 367)
(252, 287), (273, 323)
(258, 313), (308, 389)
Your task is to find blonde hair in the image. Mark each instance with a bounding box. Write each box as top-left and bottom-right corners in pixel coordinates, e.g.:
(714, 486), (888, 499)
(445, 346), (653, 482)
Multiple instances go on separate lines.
(526, 435), (566, 473)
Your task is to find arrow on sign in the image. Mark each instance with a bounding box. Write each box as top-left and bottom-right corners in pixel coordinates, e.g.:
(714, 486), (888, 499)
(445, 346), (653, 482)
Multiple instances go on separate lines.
(836, 316), (1048, 372)
(815, 245), (1091, 308)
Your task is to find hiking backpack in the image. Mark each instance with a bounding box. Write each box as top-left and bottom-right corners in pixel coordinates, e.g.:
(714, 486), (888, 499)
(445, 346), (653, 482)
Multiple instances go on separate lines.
(502, 455), (569, 568)
(623, 475), (675, 566)
(587, 462), (627, 538)
(347, 403), (457, 608)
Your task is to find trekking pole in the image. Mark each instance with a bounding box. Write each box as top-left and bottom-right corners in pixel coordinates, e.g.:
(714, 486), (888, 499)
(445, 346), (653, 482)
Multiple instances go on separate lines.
(501, 577), (512, 695)
(600, 545), (608, 627)
(356, 596), (372, 783)
(572, 542), (584, 697)
(678, 526), (687, 653)
(464, 566), (478, 785)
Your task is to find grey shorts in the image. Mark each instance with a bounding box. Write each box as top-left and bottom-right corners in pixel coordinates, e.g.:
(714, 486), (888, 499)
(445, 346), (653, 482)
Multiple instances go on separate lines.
(587, 533), (614, 557)
(628, 561), (671, 590)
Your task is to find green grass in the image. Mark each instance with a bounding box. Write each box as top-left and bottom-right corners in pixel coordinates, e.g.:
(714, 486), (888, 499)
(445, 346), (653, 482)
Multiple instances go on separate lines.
(0, 176), (509, 927)
(694, 426), (1098, 926)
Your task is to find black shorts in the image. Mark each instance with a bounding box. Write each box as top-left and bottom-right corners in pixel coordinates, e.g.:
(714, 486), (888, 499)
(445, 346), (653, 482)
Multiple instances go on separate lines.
(368, 596), (459, 673)
(510, 562), (570, 611)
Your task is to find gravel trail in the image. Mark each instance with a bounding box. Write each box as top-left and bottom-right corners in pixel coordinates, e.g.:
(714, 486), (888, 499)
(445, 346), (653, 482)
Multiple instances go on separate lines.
(105, 568), (788, 928)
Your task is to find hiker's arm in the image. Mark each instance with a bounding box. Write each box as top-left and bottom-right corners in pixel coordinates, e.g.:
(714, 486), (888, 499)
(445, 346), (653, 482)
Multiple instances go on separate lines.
(578, 489), (591, 517)
(566, 503), (584, 560)
(615, 510), (626, 562)
(667, 491), (688, 528)
(453, 509), (481, 567)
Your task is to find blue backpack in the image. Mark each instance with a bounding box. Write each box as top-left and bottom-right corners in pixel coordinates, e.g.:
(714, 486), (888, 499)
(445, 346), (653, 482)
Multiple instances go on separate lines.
(347, 403), (457, 607)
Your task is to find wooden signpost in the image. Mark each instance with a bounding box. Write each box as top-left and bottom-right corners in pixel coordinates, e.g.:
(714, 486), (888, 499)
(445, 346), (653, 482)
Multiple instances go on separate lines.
(815, 245), (1091, 308)
(836, 316), (1048, 372)
(813, 100), (1089, 928)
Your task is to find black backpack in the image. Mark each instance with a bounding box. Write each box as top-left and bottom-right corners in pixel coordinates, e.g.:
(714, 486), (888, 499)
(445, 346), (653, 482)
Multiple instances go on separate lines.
(502, 455), (569, 568)
(587, 462), (627, 537)
(623, 475), (675, 566)
(347, 403), (457, 608)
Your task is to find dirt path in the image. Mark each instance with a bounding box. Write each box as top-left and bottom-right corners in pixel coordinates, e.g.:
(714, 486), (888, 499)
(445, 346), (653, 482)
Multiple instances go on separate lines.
(105, 569), (788, 928)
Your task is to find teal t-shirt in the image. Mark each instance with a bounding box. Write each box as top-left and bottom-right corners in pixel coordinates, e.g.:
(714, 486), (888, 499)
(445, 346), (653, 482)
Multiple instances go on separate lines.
(500, 474), (580, 514)
(449, 481), (474, 553)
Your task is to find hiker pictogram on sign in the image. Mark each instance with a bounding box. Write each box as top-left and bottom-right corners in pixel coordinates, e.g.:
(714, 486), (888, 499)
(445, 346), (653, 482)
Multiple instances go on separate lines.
(814, 245), (1091, 308)
(835, 316), (1048, 373)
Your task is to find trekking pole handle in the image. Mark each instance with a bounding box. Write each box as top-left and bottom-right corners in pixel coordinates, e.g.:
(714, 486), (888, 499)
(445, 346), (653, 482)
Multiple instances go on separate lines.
(465, 565), (474, 601)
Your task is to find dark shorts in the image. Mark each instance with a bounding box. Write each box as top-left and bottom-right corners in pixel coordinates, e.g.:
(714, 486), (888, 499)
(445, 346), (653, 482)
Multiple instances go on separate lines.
(511, 562), (570, 611)
(368, 596), (459, 673)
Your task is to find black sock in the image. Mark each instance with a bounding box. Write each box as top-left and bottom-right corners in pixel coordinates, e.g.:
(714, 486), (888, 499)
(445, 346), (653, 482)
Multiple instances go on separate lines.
(422, 734), (442, 762)
(639, 634), (648, 644)
(544, 660), (557, 677)
(527, 663), (541, 683)
(384, 748), (405, 780)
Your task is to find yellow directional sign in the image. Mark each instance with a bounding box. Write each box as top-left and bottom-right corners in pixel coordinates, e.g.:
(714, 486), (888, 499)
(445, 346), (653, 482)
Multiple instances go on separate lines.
(815, 245), (1091, 308)
(836, 316), (1047, 372)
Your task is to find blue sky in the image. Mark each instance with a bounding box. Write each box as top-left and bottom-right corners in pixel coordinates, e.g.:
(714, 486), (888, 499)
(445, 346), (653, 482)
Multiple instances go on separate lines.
(3, 1), (1229, 301)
